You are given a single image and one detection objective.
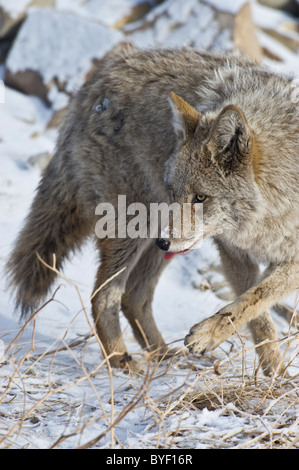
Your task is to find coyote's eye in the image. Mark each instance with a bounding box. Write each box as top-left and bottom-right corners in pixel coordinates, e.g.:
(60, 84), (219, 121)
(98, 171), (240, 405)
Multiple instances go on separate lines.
(193, 194), (207, 203)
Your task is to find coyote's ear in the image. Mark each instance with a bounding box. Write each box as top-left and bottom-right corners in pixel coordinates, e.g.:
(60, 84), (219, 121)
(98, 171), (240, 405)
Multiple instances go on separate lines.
(209, 105), (252, 169)
(169, 92), (201, 141)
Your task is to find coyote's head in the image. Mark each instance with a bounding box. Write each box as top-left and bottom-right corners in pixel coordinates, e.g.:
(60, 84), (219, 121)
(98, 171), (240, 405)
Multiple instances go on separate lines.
(157, 92), (263, 258)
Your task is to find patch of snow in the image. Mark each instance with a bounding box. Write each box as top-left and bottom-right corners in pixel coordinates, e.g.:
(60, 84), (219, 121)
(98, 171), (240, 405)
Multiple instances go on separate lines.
(127, 0), (232, 51)
(204, 0), (247, 14)
(6, 8), (123, 94)
(0, 87), (53, 162)
(56, 0), (147, 27)
(48, 86), (70, 111)
(251, 1), (297, 29)
(0, 0), (30, 18)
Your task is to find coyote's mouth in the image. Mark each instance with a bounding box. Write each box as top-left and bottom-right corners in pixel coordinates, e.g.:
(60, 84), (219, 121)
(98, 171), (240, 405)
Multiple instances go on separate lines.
(164, 248), (191, 261)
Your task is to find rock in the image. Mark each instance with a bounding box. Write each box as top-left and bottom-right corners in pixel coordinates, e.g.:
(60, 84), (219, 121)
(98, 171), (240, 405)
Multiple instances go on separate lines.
(125, 0), (262, 62)
(0, 1), (59, 63)
(5, 8), (123, 105)
(0, 1), (28, 38)
(5, 69), (50, 105)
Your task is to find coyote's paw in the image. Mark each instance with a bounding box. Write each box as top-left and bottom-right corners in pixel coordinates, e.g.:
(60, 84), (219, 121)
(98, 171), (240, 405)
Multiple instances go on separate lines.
(184, 312), (235, 355)
(109, 353), (143, 374)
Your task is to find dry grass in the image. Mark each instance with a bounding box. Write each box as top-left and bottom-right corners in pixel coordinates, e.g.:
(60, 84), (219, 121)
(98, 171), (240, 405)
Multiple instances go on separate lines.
(0, 260), (298, 449)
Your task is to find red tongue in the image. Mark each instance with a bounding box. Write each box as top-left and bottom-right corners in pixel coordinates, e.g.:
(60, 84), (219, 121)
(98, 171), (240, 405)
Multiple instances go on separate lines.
(164, 252), (177, 261)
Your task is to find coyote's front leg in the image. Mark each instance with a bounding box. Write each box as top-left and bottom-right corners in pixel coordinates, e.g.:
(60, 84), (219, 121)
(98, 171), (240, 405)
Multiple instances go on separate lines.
(185, 260), (298, 374)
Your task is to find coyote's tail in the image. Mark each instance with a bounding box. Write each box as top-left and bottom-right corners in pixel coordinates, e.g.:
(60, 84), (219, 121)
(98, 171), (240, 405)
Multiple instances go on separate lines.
(6, 162), (91, 317)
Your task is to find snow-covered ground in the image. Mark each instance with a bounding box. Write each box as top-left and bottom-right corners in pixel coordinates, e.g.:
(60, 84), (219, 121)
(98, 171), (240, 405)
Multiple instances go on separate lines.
(0, 0), (298, 450)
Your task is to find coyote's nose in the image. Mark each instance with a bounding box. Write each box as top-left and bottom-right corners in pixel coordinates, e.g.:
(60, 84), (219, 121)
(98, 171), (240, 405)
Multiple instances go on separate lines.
(155, 238), (170, 251)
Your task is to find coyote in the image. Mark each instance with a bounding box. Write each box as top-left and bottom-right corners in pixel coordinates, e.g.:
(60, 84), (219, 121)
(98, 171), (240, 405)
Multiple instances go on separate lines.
(7, 47), (298, 375)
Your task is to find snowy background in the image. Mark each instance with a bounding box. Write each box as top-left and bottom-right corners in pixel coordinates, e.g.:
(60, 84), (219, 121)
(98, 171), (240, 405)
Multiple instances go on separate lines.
(0, 0), (298, 449)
